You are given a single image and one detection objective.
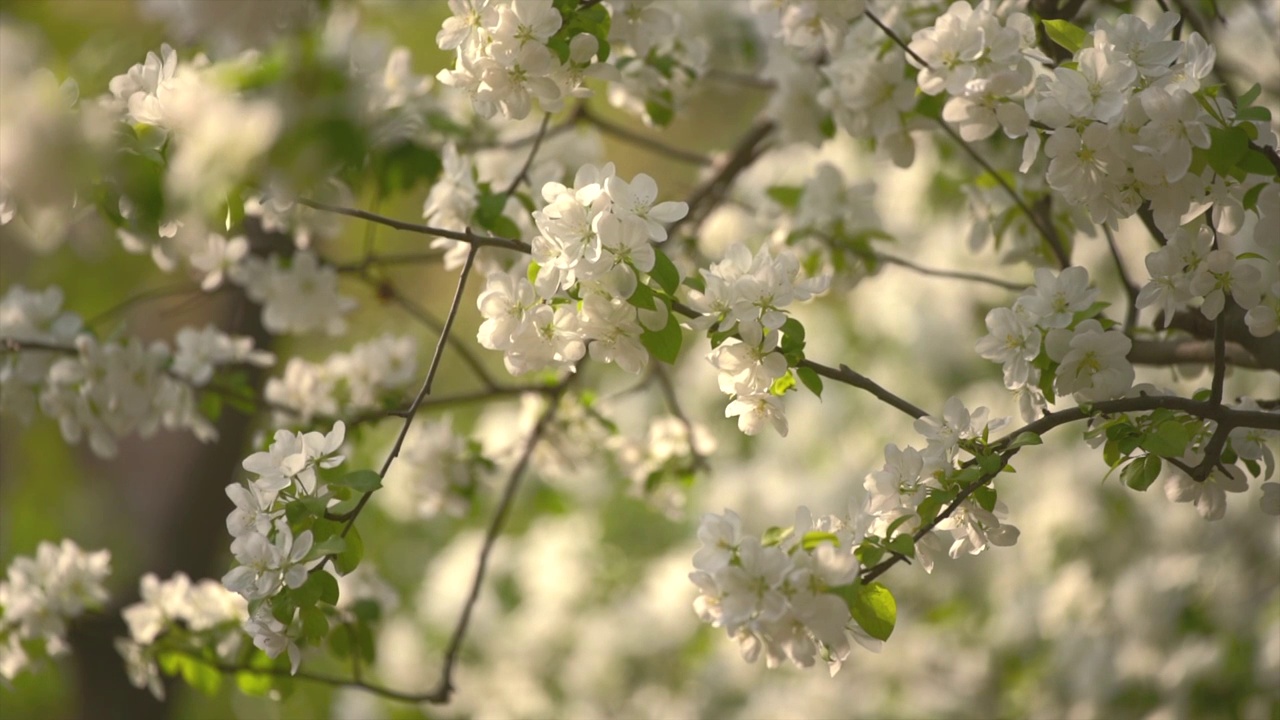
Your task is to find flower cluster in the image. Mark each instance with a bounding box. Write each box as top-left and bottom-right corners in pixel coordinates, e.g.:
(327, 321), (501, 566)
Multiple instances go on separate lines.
(0, 540), (111, 681)
(116, 572), (248, 700)
(236, 251), (358, 336)
(436, 0), (603, 120)
(264, 334), (418, 424)
(976, 266), (1135, 417)
(0, 285), (82, 424)
(689, 508), (864, 673)
(908, 1), (1039, 143)
(104, 43), (282, 214)
(0, 285), (275, 458)
(221, 421), (348, 673)
(752, 0), (867, 59)
(892, 397), (1019, 560)
(687, 243), (830, 437)
(1137, 225), (1273, 333)
(477, 163), (687, 376)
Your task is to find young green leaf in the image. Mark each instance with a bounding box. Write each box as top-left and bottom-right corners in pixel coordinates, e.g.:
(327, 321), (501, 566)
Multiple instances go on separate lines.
(1042, 19), (1088, 54)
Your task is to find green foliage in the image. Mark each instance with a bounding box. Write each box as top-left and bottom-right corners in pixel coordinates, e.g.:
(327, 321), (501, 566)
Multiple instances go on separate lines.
(334, 526), (364, 576)
(649, 249), (681, 295)
(1042, 19), (1088, 54)
(332, 469), (383, 493)
(1121, 455), (1162, 491)
(833, 581), (897, 642)
(640, 310), (683, 364)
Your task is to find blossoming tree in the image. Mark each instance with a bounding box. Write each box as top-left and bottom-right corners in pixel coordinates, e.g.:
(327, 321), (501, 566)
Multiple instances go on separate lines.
(2, 0), (1278, 717)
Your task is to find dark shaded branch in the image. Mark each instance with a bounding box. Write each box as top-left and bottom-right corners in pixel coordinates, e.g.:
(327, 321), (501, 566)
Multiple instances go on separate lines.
(930, 117), (1070, 267)
(797, 360), (928, 420)
(298, 199), (531, 254)
(576, 105), (712, 166)
(335, 246), (480, 533)
(877, 252), (1026, 291)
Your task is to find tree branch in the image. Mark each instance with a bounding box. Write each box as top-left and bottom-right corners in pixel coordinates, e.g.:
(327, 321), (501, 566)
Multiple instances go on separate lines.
(877, 252), (1027, 291)
(860, 392), (1280, 582)
(430, 375), (573, 702)
(576, 104), (712, 166)
(334, 246), (480, 533)
(298, 199), (531, 254)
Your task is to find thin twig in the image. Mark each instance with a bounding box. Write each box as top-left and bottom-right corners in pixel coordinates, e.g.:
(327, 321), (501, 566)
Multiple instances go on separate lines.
(666, 120), (775, 240)
(865, 9), (931, 69)
(432, 375), (573, 702)
(502, 112), (553, 196)
(877, 252), (1027, 291)
(359, 273), (498, 390)
(798, 360), (928, 420)
(335, 246), (480, 533)
(578, 105), (712, 166)
(1102, 224), (1140, 333)
(1210, 311), (1227, 405)
(860, 393), (1280, 582)
(83, 283), (203, 329)
(930, 117), (1070, 267)
(653, 365), (710, 473)
(298, 198), (531, 253)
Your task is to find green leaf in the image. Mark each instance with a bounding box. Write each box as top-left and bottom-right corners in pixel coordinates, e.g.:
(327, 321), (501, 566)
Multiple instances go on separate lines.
(352, 599), (381, 623)
(1140, 419), (1190, 458)
(916, 493), (946, 525)
(236, 671), (274, 696)
(801, 531), (840, 550)
(640, 311), (682, 364)
(1122, 454), (1162, 491)
(855, 543), (884, 567)
(628, 280), (657, 311)
(1239, 83), (1263, 108)
(842, 581), (898, 642)
(886, 534), (915, 558)
(766, 185), (804, 210)
(332, 470), (382, 493)
(645, 89), (676, 127)
(329, 625), (351, 659)
(1042, 19), (1088, 54)
(300, 606), (329, 643)
(1006, 431), (1042, 450)
(796, 365), (823, 398)
(1238, 149), (1277, 177)
(527, 261), (541, 284)
(487, 214), (521, 240)
(334, 526), (364, 576)
(779, 317), (806, 354)
(762, 526), (792, 546)
(973, 486), (997, 513)
(649, 249), (681, 295)
(1237, 106), (1273, 124)
(769, 370), (797, 396)
(1206, 126), (1251, 176)
(297, 569), (340, 606)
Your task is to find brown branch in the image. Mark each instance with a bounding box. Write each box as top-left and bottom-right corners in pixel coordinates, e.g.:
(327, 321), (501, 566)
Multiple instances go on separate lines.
(860, 392), (1280, 582)
(576, 104), (712, 166)
(1128, 338), (1261, 368)
(334, 246), (480, 532)
(877, 252), (1027, 291)
(666, 120), (775, 240)
(428, 376), (572, 702)
(298, 198), (531, 254)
